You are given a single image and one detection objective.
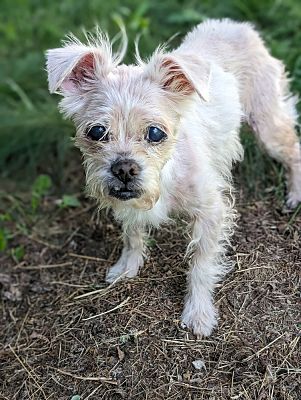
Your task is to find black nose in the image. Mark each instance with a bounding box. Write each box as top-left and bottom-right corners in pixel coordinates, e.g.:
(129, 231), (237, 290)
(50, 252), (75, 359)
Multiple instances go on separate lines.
(111, 159), (141, 184)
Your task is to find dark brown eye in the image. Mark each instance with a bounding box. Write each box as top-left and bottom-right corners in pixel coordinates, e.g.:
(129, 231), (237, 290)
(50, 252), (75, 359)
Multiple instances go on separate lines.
(86, 125), (108, 141)
(147, 126), (167, 143)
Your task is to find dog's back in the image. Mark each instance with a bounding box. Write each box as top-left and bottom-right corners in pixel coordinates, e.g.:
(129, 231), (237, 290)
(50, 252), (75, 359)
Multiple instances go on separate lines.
(177, 19), (301, 207)
(177, 19), (284, 108)
(178, 19), (273, 69)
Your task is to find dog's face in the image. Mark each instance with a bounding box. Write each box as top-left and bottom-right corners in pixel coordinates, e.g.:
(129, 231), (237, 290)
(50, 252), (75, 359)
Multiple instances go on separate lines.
(70, 64), (182, 211)
(46, 35), (210, 210)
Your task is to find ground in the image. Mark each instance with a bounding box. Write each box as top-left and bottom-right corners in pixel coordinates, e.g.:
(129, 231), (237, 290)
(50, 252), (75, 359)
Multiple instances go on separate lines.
(0, 188), (300, 400)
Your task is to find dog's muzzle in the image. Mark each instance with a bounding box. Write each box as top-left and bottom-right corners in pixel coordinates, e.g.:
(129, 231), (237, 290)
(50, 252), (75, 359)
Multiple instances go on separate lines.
(108, 159), (142, 201)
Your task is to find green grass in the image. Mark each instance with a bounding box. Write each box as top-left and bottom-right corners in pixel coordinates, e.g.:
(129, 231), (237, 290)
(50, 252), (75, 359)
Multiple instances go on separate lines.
(1, 0), (301, 196)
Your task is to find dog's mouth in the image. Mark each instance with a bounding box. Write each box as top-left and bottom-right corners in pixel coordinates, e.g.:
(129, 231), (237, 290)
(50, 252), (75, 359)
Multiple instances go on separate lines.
(109, 187), (141, 201)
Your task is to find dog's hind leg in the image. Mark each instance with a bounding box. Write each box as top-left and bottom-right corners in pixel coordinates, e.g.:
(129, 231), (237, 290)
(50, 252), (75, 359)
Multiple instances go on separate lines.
(245, 61), (301, 208)
(106, 225), (145, 283)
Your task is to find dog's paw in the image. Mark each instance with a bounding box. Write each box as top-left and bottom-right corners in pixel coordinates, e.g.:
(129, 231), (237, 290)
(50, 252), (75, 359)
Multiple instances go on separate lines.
(286, 190), (301, 209)
(105, 263), (126, 284)
(105, 258), (142, 284)
(181, 301), (217, 337)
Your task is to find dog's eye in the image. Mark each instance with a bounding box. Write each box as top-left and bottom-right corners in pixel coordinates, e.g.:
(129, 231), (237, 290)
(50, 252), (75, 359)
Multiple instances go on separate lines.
(147, 126), (167, 143)
(86, 125), (108, 141)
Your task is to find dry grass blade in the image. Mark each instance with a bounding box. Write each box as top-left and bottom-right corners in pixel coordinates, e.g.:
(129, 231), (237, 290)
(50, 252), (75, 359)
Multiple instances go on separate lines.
(85, 384), (103, 399)
(9, 345), (47, 400)
(82, 297), (131, 321)
(15, 261), (72, 270)
(27, 235), (62, 249)
(68, 252), (110, 263)
(234, 265), (275, 273)
(244, 333), (286, 362)
(74, 274), (127, 299)
(53, 368), (117, 384)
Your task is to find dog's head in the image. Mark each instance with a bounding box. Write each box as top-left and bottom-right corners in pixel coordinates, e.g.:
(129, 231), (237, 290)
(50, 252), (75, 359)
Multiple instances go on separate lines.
(46, 32), (210, 210)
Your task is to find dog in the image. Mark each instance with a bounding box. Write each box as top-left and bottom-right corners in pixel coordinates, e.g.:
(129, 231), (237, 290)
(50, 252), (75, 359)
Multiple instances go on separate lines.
(46, 19), (301, 337)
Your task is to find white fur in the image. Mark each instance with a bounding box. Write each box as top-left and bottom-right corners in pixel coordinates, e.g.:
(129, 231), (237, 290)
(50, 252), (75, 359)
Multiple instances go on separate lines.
(46, 19), (301, 337)
(106, 226), (145, 283)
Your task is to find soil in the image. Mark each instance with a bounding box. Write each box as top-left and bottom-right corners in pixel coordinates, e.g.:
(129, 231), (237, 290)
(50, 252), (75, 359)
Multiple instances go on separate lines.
(0, 187), (300, 399)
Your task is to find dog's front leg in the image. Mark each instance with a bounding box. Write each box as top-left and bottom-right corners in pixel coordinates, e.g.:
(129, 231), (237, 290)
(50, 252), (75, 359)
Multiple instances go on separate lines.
(106, 225), (145, 283)
(181, 200), (227, 337)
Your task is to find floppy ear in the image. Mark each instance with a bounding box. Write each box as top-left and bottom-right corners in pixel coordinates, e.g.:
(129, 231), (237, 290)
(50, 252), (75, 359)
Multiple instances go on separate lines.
(144, 52), (211, 102)
(46, 42), (112, 94)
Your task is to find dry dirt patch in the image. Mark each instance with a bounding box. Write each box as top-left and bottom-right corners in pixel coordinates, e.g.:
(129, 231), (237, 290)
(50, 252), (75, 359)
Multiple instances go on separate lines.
(0, 196), (300, 399)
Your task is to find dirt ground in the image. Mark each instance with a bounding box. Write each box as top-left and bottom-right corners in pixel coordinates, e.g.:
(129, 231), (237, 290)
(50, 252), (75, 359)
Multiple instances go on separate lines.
(0, 188), (300, 400)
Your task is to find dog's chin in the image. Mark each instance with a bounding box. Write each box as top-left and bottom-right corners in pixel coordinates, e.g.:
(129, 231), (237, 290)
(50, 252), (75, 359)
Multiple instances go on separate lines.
(105, 186), (160, 211)
(109, 187), (141, 201)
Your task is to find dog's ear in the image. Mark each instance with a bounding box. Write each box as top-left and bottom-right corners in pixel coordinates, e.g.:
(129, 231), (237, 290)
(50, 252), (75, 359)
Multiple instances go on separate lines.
(144, 52), (210, 102)
(46, 41), (112, 94)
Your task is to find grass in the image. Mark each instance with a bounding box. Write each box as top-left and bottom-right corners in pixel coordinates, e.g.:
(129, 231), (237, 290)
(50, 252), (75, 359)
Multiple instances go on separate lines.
(1, 0), (301, 195)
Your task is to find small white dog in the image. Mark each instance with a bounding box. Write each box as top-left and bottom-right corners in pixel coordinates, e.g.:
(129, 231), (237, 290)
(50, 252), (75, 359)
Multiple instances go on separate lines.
(46, 19), (301, 337)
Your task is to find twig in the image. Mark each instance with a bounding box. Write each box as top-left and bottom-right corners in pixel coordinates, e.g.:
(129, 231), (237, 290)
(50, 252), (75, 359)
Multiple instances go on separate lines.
(15, 262), (72, 270)
(53, 368), (117, 384)
(68, 252), (109, 263)
(74, 273), (125, 300)
(234, 265), (274, 273)
(74, 287), (107, 299)
(27, 235), (61, 249)
(244, 333), (286, 361)
(50, 281), (90, 288)
(82, 297), (131, 321)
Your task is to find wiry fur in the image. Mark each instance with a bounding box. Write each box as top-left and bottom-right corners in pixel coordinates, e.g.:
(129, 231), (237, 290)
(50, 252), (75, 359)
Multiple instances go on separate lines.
(46, 19), (301, 336)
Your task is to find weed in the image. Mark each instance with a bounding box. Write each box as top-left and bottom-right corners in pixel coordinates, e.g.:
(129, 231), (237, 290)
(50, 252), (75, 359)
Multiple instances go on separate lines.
(11, 245), (25, 263)
(31, 174), (52, 212)
(57, 194), (81, 209)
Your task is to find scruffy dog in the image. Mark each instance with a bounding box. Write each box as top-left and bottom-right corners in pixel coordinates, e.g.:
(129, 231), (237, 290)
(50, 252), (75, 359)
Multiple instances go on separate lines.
(46, 19), (301, 337)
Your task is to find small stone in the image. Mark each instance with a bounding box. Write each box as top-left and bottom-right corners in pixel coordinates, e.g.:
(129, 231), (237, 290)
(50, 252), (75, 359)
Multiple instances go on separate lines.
(183, 371), (191, 381)
(192, 359), (206, 370)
